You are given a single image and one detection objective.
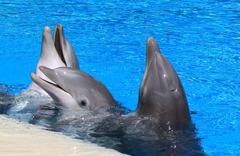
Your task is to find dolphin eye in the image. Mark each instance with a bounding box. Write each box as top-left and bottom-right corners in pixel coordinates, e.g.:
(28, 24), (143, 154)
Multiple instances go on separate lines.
(79, 100), (87, 107)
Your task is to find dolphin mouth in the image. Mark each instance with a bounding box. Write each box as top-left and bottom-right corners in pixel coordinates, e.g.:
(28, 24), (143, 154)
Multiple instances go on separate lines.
(39, 66), (57, 82)
(38, 66), (72, 95)
(54, 24), (66, 65)
(31, 72), (79, 110)
(39, 75), (62, 90)
(31, 72), (68, 96)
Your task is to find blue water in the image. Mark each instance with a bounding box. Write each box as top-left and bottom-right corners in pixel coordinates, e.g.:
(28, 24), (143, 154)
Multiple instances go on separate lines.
(0, 0), (239, 155)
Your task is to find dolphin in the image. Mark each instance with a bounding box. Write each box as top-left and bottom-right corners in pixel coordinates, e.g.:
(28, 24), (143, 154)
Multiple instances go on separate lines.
(83, 38), (201, 155)
(28, 25), (79, 95)
(136, 38), (191, 129)
(31, 67), (116, 111)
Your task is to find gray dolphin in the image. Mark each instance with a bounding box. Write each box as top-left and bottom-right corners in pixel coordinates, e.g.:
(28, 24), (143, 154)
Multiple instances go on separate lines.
(136, 38), (191, 129)
(28, 25), (79, 95)
(31, 67), (116, 111)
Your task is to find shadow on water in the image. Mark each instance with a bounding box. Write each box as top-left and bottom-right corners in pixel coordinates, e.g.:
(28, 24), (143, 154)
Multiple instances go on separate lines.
(0, 86), (205, 156)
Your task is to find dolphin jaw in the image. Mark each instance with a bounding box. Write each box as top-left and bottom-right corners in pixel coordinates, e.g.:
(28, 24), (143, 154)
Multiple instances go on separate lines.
(31, 72), (83, 111)
(31, 72), (67, 95)
(38, 66), (67, 92)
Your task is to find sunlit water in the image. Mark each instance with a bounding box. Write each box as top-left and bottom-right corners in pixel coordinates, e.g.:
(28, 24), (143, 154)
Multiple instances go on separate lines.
(0, 0), (239, 155)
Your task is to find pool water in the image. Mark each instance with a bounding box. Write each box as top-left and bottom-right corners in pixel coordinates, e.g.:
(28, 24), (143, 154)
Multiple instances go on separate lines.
(0, 0), (239, 155)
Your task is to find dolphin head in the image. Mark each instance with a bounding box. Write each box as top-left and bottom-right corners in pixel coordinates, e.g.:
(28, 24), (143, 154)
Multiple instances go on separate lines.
(28, 25), (79, 95)
(31, 67), (116, 111)
(137, 38), (190, 129)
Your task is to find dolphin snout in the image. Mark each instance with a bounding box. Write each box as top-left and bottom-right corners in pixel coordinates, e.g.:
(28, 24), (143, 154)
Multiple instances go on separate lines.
(39, 66), (57, 83)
